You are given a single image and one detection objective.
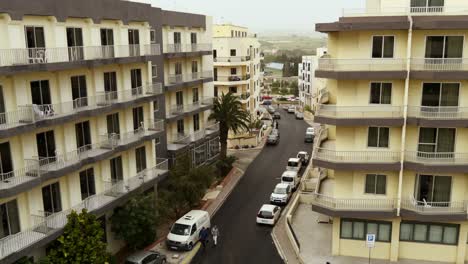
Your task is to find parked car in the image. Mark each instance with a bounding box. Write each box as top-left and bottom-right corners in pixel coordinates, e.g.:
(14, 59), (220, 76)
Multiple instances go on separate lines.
(263, 100), (272, 106)
(306, 127), (315, 135)
(287, 106), (295, 113)
(267, 133), (280, 145)
(166, 210), (210, 251)
(256, 204), (281, 226)
(273, 112), (281, 119)
(295, 112), (304, 119)
(286, 157), (302, 172)
(270, 183), (292, 205)
(297, 151), (310, 165)
(304, 132), (314, 143)
(125, 250), (167, 264)
(281, 170), (300, 191)
(282, 105), (290, 111)
(267, 106), (275, 114)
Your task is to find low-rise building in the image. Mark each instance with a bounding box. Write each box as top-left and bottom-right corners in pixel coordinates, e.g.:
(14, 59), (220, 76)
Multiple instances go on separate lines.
(298, 48), (327, 111)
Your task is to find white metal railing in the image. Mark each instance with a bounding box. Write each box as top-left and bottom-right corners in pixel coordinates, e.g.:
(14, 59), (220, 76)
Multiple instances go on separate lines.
(312, 126), (329, 159)
(407, 106), (468, 119)
(0, 160), (168, 260)
(411, 58), (468, 71)
(214, 75), (251, 82)
(168, 97), (214, 117)
(312, 193), (397, 211)
(145, 119), (165, 132)
(314, 148), (401, 163)
(171, 132), (191, 145)
(205, 122), (220, 133)
(401, 197), (467, 214)
(0, 163), (40, 190)
(320, 91), (329, 104)
(405, 151), (468, 164)
(316, 104), (403, 119)
(318, 58), (406, 72)
(213, 56), (251, 63)
(342, 6), (468, 17)
(165, 43), (212, 53)
(0, 44), (160, 67)
(167, 71), (213, 84)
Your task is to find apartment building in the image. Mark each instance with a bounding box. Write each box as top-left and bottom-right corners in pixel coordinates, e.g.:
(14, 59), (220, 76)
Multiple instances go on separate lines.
(212, 24), (263, 116)
(0, 1), (217, 263)
(298, 48), (327, 111)
(312, 0), (468, 263)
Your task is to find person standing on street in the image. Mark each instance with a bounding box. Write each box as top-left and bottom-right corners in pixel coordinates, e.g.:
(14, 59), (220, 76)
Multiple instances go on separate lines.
(199, 227), (208, 250)
(211, 225), (219, 247)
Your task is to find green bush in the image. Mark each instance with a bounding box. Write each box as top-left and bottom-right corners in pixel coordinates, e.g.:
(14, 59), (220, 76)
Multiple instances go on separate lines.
(216, 155), (237, 178)
(304, 105), (312, 113)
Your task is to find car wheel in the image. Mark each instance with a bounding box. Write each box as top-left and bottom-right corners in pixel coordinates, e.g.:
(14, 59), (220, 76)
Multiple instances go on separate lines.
(187, 243), (193, 251)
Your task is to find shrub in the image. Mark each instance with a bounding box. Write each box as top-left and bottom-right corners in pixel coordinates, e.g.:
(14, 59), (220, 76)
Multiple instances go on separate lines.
(216, 155), (237, 178)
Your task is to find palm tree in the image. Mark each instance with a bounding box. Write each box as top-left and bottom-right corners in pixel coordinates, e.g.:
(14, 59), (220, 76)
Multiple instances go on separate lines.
(209, 93), (250, 159)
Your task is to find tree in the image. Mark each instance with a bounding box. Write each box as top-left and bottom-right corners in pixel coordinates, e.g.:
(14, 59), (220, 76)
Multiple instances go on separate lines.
(246, 114), (263, 136)
(209, 93), (250, 159)
(110, 193), (158, 250)
(48, 209), (109, 264)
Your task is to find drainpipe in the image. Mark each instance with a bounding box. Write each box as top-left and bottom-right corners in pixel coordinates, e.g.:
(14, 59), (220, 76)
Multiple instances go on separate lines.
(397, 15), (413, 216)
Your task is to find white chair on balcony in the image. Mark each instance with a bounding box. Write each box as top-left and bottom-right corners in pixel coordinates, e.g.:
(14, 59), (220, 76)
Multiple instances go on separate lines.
(422, 198), (432, 208)
(32, 104), (46, 119)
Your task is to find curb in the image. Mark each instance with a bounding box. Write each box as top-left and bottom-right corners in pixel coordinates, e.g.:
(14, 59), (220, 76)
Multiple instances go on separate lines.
(180, 243), (201, 264)
(271, 231), (287, 263)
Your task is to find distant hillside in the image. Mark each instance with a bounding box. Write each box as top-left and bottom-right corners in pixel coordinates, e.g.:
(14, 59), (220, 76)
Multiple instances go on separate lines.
(259, 35), (326, 55)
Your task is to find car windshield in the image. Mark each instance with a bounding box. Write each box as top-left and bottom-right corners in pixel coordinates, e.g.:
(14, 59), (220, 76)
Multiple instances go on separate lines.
(282, 176), (294, 182)
(288, 161), (298, 167)
(170, 223), (191, 236)
(258, 210), (274, 219)
(268, 135), (277, 139)
(307, 128), (314, 133)
(298, 154), (305, 159)
(274, 187), (288, 194)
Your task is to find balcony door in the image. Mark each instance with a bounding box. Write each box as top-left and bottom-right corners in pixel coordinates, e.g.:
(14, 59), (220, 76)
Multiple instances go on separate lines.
(25, 26), (45, 63)
(135, 146), (147, 173)
(0, 200), (20, 239)
(75, 121), (92, 151)
(0, 86), (5, 125)
(421, 83), (459, 114)
(128, 29), (140, 56)
(71, 75), (88, 108)
(132, 106), (144, 132)
(104, 72), (118, 100)
(110, 156), (123, 183)
(174, 32), (182, 52)
(415, 174), (451, 206)
(36, 130), (56, 162)
(42, 182), (62, 214)
(418, 127), (455, 157)
(107, 113), (120, 137)
(66, 27), (84, 61)
(80, 168), (96, 200)
(192, 88), (199, 103)
(411, 0), (445, 12)
(130, 69), (142, 96)
(425, 36), (463, 65)
(176, 91), (184, 111)
(100, 28), (114, 58)
(31, 80), (51, 106)
(0, 142), (13, 179)
(190, 33), (197, 52)
(177, 119), (184, 134)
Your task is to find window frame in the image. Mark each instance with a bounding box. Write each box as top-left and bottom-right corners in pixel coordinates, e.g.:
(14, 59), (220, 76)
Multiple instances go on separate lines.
(371, 35), (396, 59)
(340, 218), (392, 242)
(369, 82), (393, 105)
(150, 29), (156, 44)
(400, 221), (459, 245)
(417, 127), (456, 154)
(364, 174), (387, 195)
(367, 127), (390, 148)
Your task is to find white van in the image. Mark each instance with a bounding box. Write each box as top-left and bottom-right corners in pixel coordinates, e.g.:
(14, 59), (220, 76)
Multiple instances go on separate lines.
(286, 158), (302, 172)
(166, 210), (210, 251)
(281, 170), (300, 191)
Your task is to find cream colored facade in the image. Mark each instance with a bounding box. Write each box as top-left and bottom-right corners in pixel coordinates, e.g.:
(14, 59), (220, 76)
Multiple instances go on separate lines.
(213, 24), (263, 115)
(313, 0), (468, 263)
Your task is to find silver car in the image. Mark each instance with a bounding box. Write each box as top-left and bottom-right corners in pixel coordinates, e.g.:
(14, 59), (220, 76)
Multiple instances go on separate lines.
(125, 250), (167, 264)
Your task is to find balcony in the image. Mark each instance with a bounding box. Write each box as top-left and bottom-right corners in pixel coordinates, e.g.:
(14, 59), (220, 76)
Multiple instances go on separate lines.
(404, 151), (468, 173)
(0, 159), (168, 263)
(313, 145), (401, 171)
(400, 198), (468, 221)
(0, 44), (161, 74)
(342, 6), (468, 17)
(314, 104), (404, 126)
(165, 71), (213, 90)
(0, 121), (164, 199)
(214, 75), (251, 85)
(164, 43), (212, 58)
(168, 123), (220, 153)
(0, 83), (163, 137)
(316, 58), (407, 79)
(411, 58), (468, 79)
(213, 56), (251, 66)
(166, 97), (214, 121)
(407, 106), (468, 127)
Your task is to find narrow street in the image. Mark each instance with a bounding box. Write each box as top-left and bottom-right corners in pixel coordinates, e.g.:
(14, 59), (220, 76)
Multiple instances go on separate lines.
(192, 108), (312, 264)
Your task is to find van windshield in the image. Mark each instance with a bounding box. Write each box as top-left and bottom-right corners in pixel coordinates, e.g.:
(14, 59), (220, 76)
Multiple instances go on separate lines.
(288, 161), (298, 167)
(274, 187), (288, 194)
(170, 223), (191, 236)
(282, 177), (294, 182)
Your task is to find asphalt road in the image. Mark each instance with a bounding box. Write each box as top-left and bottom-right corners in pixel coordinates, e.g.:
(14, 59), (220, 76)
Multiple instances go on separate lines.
(192, 108), (312, 264)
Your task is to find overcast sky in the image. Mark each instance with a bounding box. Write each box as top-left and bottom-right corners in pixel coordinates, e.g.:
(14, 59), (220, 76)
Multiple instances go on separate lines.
(131, 0), (365, 35)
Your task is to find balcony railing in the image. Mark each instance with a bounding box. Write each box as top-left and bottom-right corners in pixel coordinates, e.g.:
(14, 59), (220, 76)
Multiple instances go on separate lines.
(170, 124), (220, 146)
(0, 159), (168, 261)
(314, 148), (401, 163)
(312, 193), (397, 211)
(0, 44), (161, 67)
(0, 83), (162, 130)
(168, 97), (214, 117)
(165, 43), (212, 53)
(214, 75), (251, 82)
(213, 56), (251, 62)
(316, 104), (403, 119)
(318, 58), (406, 72)
(408, 106), (468, 119)
(405, 151), (468, 165)
(342, 6), (468, 17)
(411, 58), (468, 71)
(145, 119), (165, 132)
(401, 198), (467, 214)
(167, 71), (213, 85)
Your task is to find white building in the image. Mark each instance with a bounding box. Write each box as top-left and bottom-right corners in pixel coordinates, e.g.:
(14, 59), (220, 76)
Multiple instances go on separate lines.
(298, 47), (328, 111)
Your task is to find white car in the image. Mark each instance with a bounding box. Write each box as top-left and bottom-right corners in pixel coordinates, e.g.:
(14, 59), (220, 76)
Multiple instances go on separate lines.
(270, 183), (292, 205)
(286, 157), (302, 172)
(256, 204), (281, 226)
(306, 127), (315, 135)
(288, 106), (295, 113)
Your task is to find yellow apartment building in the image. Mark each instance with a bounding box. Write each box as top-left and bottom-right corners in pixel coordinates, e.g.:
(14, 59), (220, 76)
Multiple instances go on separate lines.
(312, 0), (468, 263)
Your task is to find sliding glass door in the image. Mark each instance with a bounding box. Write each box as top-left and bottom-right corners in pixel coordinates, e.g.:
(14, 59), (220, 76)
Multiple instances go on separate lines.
(425, 36), (463, 66)
(415, 174), (451, 206)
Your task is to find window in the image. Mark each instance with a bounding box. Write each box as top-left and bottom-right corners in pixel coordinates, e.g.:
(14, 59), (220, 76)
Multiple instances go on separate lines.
(341, 219), (391, 242)
(400, 221), (458, 245)
(110, 156), (123, 182)
(132, 106), (144, 131)
(71, 75), (88, 108)
(415, 174), (452, 205)
(425, 36), (463, 59)
(104, 72), (117, 100)
(176, 91), (184, 106)
(30, 80), (51, 105)
(130, 69), (143, 95)
(42, 182), (62, 213)
(174, 32), (181, 44)
(411, 0), (445, 12)
(193, 113), (200, 131)
(175, 62), (182, 75)
(79, 168), (95, 200)
(214, 86), (218, 97)
(150, 30), (156, 44)
(75, 121), (92, 151)
(372, 36), (395, 58)
(106, 113), (120, 136)
(192, 88), (199, 103)
(100, 28), (115, 57)
(0, 86), (4, 124)
(0, 200), (20, 239)
(191, 33), (197, 44)
(418, 127), (455, 154)
(365, 174), (387, 195)
(421, 83), (459, 108)
(135, 146), (147, 173)
(229, 87), (238, 94)
(230, 49), (236, 56)
(368, 127), (389, 148)
(231, 68), (237, 75)
(177, 119), (184, 134)
(155, 137), (161, 145)
(151, 65), (158, 82)
(153, 100), (159, 112)
(0, 142), (13, 178)
(370, 83), (392, 104)
(36, 130), (56, 160)
(128, 29), (140, 56)
(66, 27), (84, 61)
(25, 26), (45, 63)
(192, 61), (198, 73)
